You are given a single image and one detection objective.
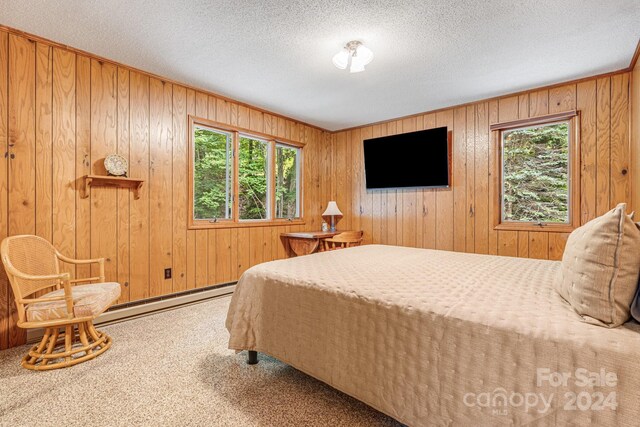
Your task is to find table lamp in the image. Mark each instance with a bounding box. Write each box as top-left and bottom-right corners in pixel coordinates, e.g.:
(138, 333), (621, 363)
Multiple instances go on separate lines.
(322, 201), (343, 232)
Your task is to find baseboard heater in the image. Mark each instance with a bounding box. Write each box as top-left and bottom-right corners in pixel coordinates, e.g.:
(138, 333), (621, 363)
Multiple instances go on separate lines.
(26, 282), (236, 344)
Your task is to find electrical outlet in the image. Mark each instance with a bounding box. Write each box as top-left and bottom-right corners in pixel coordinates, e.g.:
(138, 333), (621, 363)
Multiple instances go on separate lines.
(164, 268), (172, 279)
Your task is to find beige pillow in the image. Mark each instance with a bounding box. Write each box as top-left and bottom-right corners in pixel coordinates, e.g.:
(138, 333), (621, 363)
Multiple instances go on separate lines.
(556, 203), (640, 327)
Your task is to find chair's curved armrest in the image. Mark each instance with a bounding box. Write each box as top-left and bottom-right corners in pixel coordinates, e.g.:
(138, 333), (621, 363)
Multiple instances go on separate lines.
(56, 253), (103, 265)
(56, 252), (105, 282)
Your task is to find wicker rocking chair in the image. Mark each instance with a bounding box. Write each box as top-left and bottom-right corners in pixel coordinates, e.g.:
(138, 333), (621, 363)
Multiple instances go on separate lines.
(1, 235), (121, 371)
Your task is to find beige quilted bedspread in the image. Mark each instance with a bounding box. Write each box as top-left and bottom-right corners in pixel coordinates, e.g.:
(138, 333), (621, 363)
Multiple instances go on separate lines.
(226, 245), (640, 426)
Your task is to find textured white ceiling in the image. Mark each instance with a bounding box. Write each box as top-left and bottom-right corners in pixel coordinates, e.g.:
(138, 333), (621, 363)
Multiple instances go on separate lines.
(1, 1), (639, 130)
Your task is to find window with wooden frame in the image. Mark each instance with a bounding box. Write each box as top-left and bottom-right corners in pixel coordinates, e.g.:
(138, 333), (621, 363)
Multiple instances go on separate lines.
(491, 111), (580, 232)
(188, 116), (304, 229)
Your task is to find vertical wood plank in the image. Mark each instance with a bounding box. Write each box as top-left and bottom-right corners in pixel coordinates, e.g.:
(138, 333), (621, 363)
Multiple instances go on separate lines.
(8, 34), (36, 237)
(549, 84), (576, 114)
(487, 100), (499, 255)
(422, 114), (437, 249)
(435, 111), (454, 250)
(116, 66), (130, 302)
(185, 89), (196, 289)
(249, 109), (263, 133)
(249, 227), (263, 267)
(35, 43), (53, 242)
(0, 31), (9, 350)
(52, 48), (76, 281)
(216, 98), (229, 124)
(172, 85), (187, 292)
(465, 105), (475, 252)
(90, 59), (118, 283)
(75, 55), (91, 280)
(207, 226), (216, 285)
(548, 233), (569, 261)
(7, 34), (35, 347)
(237, 228), (250, 277)
(359, 126), (373, 244)
(149, 78), (173, 296)
(238, 105), (250, 129)
(344, 127), (353, 232)
(473, 104), (489, 254)
(518, 94), (529, 119)
(610, 73), (629, 207)
(497, 230), (518, 257)
(596, 77), (611, 215)
(517, 231), (529, 258)
(262, 226), (272, 263)
(384, 121), (397, 245)
(216, 228), (232, 283)
(334, 131), (348, 231)
(577, 80), (597, 224)
(129, 71), (150, 300)
(529, 90), (549, 117)
(370, 124), (382, 244)
(453, 107), (466, 252)
(498, 96), (519, 123)
(528, 232), (549, 259)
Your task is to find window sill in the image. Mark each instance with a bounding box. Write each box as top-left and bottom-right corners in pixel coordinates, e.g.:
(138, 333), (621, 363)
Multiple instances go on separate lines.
(188, 219), (305, 230)
(494, 222), (576, 233)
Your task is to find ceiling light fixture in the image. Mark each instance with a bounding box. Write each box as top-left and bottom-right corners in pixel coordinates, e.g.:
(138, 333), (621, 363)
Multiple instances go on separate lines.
(332, 40), (373, 73)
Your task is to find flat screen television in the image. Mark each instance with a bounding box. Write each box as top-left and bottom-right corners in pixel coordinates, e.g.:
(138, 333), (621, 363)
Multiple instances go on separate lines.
(363, 126), (451, 190)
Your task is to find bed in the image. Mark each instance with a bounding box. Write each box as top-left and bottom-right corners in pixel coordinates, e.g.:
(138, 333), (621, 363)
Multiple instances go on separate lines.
(226, 244), (640, 426)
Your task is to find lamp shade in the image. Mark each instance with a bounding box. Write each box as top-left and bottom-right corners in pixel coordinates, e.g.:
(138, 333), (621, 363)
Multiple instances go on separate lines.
(322, 201), (343, 217)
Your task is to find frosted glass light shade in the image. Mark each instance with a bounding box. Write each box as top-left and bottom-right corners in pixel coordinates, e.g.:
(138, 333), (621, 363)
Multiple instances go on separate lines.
(322, 201), (343, 217)
(349, 56), (366, 73)
(355, 44), (374, 65)
(332, 49), (349, 70)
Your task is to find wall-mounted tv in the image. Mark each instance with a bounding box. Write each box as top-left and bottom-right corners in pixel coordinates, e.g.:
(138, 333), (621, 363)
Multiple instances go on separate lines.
(363, 126), (451, 190)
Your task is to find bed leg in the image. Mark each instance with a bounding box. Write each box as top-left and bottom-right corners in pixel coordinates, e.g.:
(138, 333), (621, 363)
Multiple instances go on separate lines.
(247, 350), (258, 365)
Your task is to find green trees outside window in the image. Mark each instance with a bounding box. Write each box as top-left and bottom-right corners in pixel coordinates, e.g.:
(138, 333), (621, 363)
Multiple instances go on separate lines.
(501, 122), (569, 223)
(275, 144), (299, 218)
(238, 136), (268, 220)
(190, 119), (303, 227)
(193, 126), (232, 220)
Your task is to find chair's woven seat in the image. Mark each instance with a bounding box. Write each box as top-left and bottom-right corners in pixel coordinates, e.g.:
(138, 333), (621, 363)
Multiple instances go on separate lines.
(26, 283), (121, 322)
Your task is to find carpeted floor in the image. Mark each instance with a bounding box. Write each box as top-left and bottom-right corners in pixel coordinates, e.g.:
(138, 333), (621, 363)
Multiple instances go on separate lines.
(0, 295), (401, 427)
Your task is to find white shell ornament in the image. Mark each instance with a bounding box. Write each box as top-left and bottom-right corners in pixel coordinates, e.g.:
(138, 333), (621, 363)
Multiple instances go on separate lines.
(104, 154), (128, 177)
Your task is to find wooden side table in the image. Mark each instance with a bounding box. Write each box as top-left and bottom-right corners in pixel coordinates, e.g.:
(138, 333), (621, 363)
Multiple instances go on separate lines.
(280, 231), (342, 257)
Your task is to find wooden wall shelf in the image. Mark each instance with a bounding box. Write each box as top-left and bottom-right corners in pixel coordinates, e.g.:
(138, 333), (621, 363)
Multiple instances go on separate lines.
(81, 175), (144, 199)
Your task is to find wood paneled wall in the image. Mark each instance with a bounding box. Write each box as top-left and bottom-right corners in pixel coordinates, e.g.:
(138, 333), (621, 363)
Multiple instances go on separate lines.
(331, 72), (632, 261)
(0, 28), (330, 349)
